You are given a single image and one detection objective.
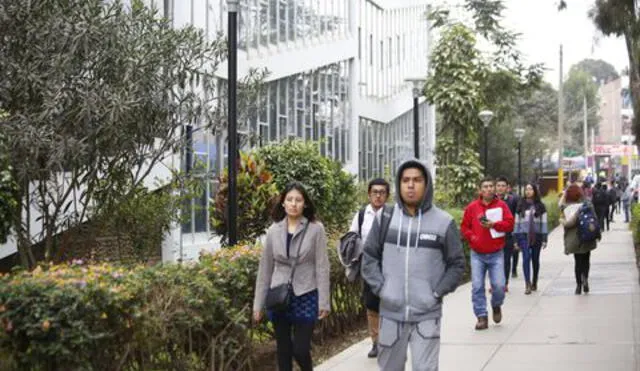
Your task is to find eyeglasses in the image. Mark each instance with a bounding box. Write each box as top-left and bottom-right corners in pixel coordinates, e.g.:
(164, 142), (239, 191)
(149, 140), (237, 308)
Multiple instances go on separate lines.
(370, 190), (388, 196)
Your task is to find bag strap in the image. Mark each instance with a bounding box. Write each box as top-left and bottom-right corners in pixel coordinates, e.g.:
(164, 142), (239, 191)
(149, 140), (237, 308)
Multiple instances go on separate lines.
(358, 207), (366, 236)
(287, 222), (310, 284)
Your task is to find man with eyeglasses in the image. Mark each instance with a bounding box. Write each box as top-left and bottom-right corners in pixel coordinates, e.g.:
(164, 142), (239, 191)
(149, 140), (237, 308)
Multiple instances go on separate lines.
(349, 178), (390, 358)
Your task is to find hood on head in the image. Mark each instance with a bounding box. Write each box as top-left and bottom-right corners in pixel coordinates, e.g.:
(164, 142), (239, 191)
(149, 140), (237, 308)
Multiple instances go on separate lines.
(395, 159), (433, 212)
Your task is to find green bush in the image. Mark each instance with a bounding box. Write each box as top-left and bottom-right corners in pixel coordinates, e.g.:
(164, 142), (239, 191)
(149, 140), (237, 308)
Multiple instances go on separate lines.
(630, 203), (640, 244)
(0, 242), (366, 370)
(256, 140), (358, 234)
(542, 191), (560, 230)
(211, 152), (279, 246)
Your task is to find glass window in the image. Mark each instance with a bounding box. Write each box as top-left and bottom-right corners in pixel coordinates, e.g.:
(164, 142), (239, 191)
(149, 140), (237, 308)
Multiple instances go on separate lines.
(358, 27), (361, 59)
(369, 34), (373, 65)
(269, 0), (277, 44)
(259, 0), (269, 46)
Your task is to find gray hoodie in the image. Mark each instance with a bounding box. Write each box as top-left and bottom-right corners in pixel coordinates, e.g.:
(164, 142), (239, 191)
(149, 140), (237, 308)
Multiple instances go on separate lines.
(361, 159), (465, 323)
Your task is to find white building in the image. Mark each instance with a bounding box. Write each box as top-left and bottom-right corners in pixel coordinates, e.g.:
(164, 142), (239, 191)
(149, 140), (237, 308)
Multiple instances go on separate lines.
(0, 0), (435, 262)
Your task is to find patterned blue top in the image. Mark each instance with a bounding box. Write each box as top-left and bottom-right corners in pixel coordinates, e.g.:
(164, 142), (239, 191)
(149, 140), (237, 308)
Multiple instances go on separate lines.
(268, 289), (318, 324)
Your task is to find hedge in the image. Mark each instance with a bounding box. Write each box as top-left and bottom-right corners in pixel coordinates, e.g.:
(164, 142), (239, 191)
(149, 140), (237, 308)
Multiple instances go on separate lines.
(0, 242), (364, 371)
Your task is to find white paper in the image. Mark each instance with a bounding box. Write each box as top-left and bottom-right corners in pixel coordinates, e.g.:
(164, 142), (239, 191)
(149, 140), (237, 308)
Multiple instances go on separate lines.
(485, 208), (505, 239)
(563, 204), (581, 220)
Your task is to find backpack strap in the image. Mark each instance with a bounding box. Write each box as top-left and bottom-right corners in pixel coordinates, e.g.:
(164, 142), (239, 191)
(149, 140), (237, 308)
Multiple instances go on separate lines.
(358, 207), (366, 236)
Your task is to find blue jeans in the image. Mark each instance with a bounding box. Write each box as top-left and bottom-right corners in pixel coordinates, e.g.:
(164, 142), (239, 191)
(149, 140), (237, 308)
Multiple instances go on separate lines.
(471, 250), (505, 318)
(517, 237), (542, 284)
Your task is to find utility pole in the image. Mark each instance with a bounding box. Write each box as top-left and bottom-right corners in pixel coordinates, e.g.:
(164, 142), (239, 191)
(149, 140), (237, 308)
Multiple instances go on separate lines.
(583, 94), (588, 170)
(558, 45), (565, 193)
(227, 0), (238, 246)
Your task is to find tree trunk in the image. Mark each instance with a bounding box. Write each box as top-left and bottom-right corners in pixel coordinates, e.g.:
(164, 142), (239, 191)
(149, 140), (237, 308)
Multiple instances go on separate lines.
(624, 32), (640, 151)
(14, 177), (35, 269)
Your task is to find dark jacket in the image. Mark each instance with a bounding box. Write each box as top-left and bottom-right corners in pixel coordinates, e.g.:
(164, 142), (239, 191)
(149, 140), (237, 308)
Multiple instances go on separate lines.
(361, 159), (465, 322)
(498, 193), (518, 243)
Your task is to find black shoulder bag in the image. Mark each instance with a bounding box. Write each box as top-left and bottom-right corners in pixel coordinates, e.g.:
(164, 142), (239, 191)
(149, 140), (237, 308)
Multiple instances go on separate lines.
(265, 223), (310, 312)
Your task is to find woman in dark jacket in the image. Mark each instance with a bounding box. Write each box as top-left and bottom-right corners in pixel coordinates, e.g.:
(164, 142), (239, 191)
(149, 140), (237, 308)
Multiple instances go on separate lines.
(559, 184), (598, 294)
(514, 183), (548, 295)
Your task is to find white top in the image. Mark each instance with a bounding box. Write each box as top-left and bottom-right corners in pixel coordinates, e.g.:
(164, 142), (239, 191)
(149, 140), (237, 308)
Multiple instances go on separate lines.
(349, 204), (384, 242)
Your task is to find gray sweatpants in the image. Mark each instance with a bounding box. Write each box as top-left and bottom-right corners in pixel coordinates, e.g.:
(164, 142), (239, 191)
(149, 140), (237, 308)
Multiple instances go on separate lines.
(377, 317), (441, 371)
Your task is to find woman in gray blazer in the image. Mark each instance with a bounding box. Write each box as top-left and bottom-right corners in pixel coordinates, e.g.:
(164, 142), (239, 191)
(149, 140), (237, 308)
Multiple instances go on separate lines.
(253, 182), (330, 371)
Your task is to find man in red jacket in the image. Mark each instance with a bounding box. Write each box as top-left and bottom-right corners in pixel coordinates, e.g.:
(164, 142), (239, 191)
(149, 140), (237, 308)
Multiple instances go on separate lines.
(461, 177), (514, 330)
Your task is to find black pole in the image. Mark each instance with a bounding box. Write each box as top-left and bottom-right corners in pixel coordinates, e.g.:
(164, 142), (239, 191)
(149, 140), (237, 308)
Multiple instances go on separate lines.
(518, 140), (522, 197)
(413, 96), (419, 158)
(484, 126), (489, 176)
(227, 1), (238, 246)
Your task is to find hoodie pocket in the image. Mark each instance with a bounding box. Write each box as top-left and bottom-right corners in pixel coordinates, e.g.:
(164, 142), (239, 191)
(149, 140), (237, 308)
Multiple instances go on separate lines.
(409, 279), (438, 315)
(378, 280), (404, 312)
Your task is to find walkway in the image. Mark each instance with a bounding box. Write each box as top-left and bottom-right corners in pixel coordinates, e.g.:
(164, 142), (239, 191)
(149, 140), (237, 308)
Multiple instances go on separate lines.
(317, 220), (640, 371)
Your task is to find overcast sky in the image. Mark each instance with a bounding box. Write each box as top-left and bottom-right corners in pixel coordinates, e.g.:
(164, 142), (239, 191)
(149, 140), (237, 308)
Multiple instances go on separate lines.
(501, 0), (628, 86)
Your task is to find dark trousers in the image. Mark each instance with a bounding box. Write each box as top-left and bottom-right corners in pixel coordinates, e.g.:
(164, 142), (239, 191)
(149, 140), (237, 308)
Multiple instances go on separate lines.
(503, 236), (515, 284)
(273, 319), (314, 371)
(512, 248), (519, 275)
(573, 252), (591, 285)
(596, 208), (609, 231)
(609, 204), (615, 222)
(520, 240), (542, 285)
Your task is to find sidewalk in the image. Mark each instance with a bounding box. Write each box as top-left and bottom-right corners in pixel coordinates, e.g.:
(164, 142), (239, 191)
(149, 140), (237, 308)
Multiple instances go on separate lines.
(317, 220), (640, 371)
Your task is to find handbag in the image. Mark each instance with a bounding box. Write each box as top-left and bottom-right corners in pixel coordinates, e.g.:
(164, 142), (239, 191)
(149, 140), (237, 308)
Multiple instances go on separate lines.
(265, 223), (310, 312)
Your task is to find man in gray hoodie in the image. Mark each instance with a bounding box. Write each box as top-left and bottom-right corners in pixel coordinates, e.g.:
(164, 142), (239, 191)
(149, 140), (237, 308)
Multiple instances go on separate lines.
(362, 160), (465, 371)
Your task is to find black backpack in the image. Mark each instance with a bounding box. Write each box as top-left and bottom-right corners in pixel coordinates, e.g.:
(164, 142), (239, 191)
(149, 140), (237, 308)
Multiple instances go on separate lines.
(592, 189), (608, 207)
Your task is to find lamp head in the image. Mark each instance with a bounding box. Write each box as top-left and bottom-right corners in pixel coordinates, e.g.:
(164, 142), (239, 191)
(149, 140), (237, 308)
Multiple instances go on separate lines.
(478, 110), (494, 127)
(514, 127), (526, 141)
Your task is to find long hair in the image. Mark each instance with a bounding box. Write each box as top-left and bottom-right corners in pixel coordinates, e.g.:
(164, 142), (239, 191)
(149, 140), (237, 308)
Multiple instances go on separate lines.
(271, 181), (316, 222)
(516, 182), (546, 217)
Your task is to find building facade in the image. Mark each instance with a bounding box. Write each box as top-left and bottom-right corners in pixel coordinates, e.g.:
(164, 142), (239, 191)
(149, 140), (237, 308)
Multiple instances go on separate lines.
(160, 0), (435, 262)
(0, 0), (435, 262)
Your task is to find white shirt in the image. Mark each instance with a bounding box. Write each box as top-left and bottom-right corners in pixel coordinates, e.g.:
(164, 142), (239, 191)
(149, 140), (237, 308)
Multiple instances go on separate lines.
(349, 204), (384, 242)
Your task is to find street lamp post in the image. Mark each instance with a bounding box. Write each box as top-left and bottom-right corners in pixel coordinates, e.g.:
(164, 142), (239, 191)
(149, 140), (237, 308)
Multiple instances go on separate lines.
(227, 0), (238, 246)
(479, 110), (494, 176)
(514, 128), (526, 196)
(405, 78), (426, 159)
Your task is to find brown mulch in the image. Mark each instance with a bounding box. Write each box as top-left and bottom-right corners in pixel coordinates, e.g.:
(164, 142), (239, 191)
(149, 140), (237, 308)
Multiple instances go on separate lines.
(251, 320), (368, 370)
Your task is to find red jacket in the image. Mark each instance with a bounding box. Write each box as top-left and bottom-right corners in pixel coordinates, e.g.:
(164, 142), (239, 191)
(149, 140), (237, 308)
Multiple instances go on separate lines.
(461, 197), (515, 254)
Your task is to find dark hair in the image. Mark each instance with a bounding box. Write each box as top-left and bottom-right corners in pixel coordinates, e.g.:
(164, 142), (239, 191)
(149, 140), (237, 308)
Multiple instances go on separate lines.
(565, 184), (583, 203)
(516, 182), (546, 217)
(368, 178), (390, 194)
(479, 177), (495, 186)
(496, 176), (510, 185)
(271, 182), (316, 222)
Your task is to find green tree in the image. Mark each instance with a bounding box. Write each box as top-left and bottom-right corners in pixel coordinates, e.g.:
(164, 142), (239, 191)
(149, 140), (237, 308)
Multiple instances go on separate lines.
(563, 65), (600, 153)
(559, 0), (640, 144)
(573, 58), (620, 83)
(426, 0), (544, 205)
(0, 0), (262, 267)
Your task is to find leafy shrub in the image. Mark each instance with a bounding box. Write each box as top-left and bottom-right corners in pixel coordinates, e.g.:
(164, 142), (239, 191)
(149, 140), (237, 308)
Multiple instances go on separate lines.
(0, 241), (367, 370)
(211, 152), (279, 246)
(256, 140), (358, 234)
(323, 161), (359, 234)
(542, 191), (560, 230)
(631, 203), (640, 244)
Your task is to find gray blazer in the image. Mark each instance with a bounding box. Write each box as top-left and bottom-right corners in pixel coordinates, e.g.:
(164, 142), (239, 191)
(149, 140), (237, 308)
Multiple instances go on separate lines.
(252, 218), (331, 312)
